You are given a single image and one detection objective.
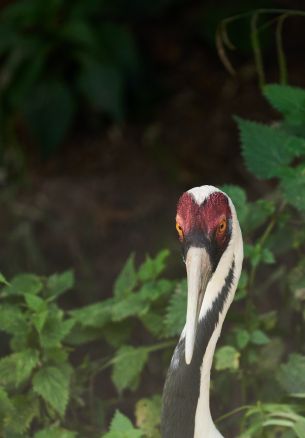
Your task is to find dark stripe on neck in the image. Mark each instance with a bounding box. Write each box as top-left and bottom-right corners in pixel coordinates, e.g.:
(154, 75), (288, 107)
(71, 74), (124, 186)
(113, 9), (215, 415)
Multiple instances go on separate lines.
(161, 259), (235, 438)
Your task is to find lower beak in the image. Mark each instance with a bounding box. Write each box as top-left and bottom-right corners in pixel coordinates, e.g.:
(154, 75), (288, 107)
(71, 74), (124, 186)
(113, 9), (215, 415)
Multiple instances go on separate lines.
(185, 246), (212, 364)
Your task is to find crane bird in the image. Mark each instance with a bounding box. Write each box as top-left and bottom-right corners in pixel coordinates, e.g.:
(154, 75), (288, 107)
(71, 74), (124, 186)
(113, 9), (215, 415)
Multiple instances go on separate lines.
(161, 185), (243, 438)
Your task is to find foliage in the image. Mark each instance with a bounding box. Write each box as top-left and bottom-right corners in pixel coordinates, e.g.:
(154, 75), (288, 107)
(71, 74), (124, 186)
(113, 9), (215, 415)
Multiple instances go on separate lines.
(0, 0), (181, 159)
(216, 9), (305, 87)
(1, 83), (305, 436)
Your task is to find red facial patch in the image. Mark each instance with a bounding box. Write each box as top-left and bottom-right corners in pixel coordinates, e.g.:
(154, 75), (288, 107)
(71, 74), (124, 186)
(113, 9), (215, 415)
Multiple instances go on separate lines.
(176, 191), (231, 237)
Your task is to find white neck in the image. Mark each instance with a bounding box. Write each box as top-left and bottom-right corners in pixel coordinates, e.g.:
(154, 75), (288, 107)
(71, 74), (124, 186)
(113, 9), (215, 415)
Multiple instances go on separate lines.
(194, 207), (243, 438)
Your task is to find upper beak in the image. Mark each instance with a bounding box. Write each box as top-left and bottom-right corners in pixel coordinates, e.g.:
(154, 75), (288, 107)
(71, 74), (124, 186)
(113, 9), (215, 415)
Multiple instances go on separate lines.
(185, 246), (212, 365)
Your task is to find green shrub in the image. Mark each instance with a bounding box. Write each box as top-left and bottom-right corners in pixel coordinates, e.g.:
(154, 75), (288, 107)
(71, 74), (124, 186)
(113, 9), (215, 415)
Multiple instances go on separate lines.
(1, 83), (305, 437)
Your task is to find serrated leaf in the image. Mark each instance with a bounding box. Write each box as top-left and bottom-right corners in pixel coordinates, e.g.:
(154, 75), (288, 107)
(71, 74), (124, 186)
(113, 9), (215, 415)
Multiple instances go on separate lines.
(164, 280), (187, 337)
(112, 294), (148, 322)
(35, 427), (77, 438)
(114, 253), (137, 299)
(47, 270), (74, 299)
(0, 304), (28, 335)
(40, 312), (75, 348)
(139, 279), (173, 302)
(103, 410), (142, 438)
(263, 84), (305, 126)
(33, 366), (70, 416)
(135, 395), (161, 438)
(215, 346), (240, 371)
(0, 349), (39, 387)
(70, 299), (113, 328)
(138, 250), (169, 282)
(5, 274), (43, 295)
(278, 354), (305, 396)
(140, 312), (164, 337)
(235, 116), (305, 179)
(0, 387), (13, 425)
(6, 394), (39, 433)
(25, 294), (46, 312)
(280, 165), (305, 213)
(250, 330), (270, 345)
(112, 346), (148, 392)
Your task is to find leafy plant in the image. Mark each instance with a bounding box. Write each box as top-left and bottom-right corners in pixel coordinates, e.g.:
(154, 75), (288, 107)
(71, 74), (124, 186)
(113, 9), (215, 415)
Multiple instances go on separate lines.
(1, 83), (305, 436)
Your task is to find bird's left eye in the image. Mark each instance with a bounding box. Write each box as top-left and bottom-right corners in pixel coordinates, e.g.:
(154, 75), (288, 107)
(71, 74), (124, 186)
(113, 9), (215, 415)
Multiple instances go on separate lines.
(176, 222), (184, 239)
(217, 218), (227, 236)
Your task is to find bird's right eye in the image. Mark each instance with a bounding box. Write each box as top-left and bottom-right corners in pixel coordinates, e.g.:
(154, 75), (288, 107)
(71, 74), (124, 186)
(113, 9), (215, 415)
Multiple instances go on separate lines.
(176, 222), (184, 239)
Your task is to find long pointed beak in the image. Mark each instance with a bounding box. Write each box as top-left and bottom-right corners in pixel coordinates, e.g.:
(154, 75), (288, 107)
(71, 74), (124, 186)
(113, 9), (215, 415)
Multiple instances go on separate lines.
(185, 246), (212, 365)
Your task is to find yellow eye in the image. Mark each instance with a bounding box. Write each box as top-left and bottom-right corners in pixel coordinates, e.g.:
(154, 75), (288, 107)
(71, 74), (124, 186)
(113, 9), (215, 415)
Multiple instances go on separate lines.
(217, 218), (227, 236)
(176, 222), (184, 239)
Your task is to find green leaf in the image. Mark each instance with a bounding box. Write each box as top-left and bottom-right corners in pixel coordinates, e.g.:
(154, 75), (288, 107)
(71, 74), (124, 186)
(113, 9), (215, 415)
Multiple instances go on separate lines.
(33, 366), (70, 416)
(0, 304), (28, 335)
(112, 294), (148, 322)
(114, 253), (137, 299)
(235, 116), (305, 179)
(135, 395), (161, 438)
(278, 354), (305, 396)
(70, 299), (113, 328)
(221, 185), (248, 226)
(112, 346), (148, 392)
(140, 312), (164, 337)
(214, 345), (240, 371)
(24, 294), (46, 312)
(103, 410), (142, 438)
(0, 387), (14, 426)
(250, 330), (270, 345)
(40, 310), (75, 348)
(164, 280), (187, 337)
(23, 80), (75, 155)
(0, 273), (9, 286)
(261, 248), (275, 264)
(294, 418), (305, 438)
(46, 271), (74, 299)
(247, 199), (275, 231)
(235, 329), (250, 349)
(35, 427), (77, 438)
(138, 250), (170, 282)
(5, 274), (43, 295)
(263, 84), (305, 126)
(5, 393), (39, 434)
(0, 349), (39, 387)
(280, 165), (305, 213)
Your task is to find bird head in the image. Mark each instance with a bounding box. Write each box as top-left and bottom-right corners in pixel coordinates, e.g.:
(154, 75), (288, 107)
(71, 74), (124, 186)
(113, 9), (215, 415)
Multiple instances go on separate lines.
(176, 185), (242, 365)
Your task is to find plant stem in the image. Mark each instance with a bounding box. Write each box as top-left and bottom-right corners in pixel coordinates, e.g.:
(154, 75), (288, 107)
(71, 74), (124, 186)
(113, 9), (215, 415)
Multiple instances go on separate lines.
(99, 340), (175, 373)
(215, 404), (252, 424)
(276, 14), (289, 84)
(251, 12), (266, 88)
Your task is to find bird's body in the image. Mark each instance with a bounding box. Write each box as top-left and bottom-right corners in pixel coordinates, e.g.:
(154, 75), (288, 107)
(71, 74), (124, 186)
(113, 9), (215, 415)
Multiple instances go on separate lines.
(161, 185), (243, 438)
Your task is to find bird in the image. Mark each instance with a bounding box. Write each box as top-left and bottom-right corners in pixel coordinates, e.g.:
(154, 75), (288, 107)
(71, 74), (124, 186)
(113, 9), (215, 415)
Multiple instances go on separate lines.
(161, 185), (243, 438)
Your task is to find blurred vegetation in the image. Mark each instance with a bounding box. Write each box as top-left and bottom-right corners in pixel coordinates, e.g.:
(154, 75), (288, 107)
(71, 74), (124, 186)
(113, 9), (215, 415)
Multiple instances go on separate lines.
(0, 84), (305, 436)
(1, 0), (304, 171)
